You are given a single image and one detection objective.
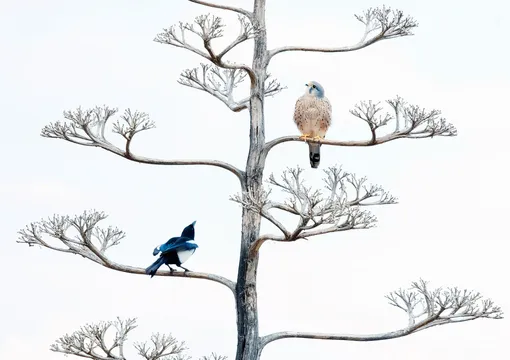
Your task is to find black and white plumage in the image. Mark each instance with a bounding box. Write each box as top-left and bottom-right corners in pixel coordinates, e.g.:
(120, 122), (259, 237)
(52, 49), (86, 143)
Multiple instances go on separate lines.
(145, 221), (199, 277)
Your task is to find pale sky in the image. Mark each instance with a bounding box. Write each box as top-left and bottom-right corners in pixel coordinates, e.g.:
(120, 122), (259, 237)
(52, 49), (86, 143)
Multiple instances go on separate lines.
(1, 0), (509, 359)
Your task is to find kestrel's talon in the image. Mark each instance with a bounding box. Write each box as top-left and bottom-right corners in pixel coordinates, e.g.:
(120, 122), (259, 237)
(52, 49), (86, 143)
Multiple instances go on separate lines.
(299, 134), (311, 141)
(311, 136), (323, 142)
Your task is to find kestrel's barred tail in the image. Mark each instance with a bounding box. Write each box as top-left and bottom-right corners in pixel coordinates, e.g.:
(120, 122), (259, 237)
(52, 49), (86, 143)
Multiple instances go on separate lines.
(308, 142), (321, 169)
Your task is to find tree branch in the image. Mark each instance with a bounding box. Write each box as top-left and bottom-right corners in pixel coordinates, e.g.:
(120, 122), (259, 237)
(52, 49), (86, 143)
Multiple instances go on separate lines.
(268, 7), (418, 61)
(260, 279), (502, 349)
(179, 63), (248, 112)
(188, 0), (252, 20)
(41, 106), (244, 183)
(262, 73), (286, 99)
(155, 13), (287, 108)
(263, 96), (457, 156)
(52, 317), (227, 360)
(218, 15), (256, 58)
(134, 333), (188, 360)
(230, 187), (292, 239)
(199, 354), (228, 360)
(51, 317), (137, 360)
(231, 165), (396, 248)
(178, 65), (284, 112)
(386, 279), (503, 329)
(17, 210), (236, 295)
(154, 14), (255, 81)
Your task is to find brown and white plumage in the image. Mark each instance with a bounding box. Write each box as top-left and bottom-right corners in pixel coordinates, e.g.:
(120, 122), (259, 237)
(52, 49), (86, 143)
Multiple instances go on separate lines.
(293, 81), (332, 168)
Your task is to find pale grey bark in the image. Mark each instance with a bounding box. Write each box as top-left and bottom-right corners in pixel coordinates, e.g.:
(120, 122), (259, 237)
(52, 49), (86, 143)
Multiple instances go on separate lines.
(259, 279), (502, 350)
(134, 333), (188, 360)
(51, 317), (223, 360)
(188, 0), (253, 19)
(51, 318), (139, 360)
(267, 7), (418, 61)
(231, 165), (396, 243)
(41, 107), (244, 182)
(177, 64), (283, 112)
(263, 97), (457, 156)
(153, 13), (255, 80)
(19, 1), (503, 360)
(17, 211), (236, 293)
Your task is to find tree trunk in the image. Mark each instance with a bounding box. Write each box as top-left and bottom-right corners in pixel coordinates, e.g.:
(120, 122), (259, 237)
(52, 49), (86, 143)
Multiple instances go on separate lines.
(235, 2), (267, 359)
(235, 208), (262, 360)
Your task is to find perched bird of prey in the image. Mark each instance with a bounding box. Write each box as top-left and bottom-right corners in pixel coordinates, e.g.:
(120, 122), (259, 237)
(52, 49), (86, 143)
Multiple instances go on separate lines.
(293, 81), (332, 169)
(145, 221), (198, 277)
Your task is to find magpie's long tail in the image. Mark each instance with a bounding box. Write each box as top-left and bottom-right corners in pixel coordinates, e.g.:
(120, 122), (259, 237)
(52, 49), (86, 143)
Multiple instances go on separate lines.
(308, 142), (321, 169)
(145, 257), (166, 278)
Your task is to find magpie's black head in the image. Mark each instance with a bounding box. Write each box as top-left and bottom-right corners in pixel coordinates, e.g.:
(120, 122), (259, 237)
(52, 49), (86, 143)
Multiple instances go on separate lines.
(181, 220), (196, 239)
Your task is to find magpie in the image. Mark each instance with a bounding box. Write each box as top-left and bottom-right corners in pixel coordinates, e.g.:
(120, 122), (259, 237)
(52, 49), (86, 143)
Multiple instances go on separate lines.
(145, 221), (198, 277)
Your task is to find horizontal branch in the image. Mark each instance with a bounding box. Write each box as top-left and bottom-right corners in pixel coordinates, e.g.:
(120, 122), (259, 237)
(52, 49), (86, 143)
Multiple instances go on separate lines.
(264, 131), (409, 154)
(107, 263), (236, 294)
(17, 210), (236, 294)
(108, 144), (243, 180)
(260, 279), (502, 350)
(263, 96), (457, 156)
(41, 106), (244, 184)
(260, 315), (439, 348)
(268, 7), (418, 62)
(188, 0), (252, 20)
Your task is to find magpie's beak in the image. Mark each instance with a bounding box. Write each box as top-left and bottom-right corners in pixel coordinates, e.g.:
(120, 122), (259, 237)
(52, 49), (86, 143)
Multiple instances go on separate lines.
(191, 220), (197, 226)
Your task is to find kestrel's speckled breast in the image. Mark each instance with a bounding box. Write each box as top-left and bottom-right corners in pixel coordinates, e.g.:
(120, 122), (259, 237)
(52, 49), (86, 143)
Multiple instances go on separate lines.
(294, 95), (332, 137)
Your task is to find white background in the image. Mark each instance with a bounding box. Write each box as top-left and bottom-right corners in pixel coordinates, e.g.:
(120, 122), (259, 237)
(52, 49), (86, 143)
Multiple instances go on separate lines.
(0, 0), (508, 359)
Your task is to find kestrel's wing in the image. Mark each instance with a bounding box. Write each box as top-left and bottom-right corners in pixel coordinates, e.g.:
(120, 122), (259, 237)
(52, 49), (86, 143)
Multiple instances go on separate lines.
(294, 95), (321, 136)
(294, 95), (310, 135)
(317, 96), (332, 138)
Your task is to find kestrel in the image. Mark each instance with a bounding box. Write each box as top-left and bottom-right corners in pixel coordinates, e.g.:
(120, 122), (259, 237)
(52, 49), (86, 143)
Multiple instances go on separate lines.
(293, 81), (332, 168)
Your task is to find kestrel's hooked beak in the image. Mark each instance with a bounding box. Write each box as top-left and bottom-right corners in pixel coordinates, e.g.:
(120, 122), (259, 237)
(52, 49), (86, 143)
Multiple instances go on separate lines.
(306, 82), (315, 94)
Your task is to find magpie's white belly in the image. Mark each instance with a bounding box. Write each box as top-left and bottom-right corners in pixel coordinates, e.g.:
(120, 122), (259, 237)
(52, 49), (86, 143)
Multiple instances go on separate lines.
(177, 249), (196, 264)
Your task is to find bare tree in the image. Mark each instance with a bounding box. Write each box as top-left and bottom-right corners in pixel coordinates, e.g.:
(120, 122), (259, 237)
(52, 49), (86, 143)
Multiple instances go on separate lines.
(18, 1), (501, 360)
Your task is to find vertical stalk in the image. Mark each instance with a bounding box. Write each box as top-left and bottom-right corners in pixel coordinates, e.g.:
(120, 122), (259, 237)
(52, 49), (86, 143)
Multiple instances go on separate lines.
(235, 1), (267, 359)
